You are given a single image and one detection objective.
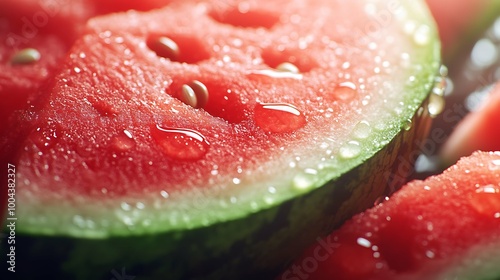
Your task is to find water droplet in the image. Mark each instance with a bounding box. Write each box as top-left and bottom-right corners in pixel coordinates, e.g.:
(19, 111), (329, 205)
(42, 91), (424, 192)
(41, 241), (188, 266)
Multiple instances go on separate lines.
(276, 62), (300, 74)
(425, 250), (435, 259)
(292, 170), (317, 192)
(72, 215), (86, 228)
(352, 121), (372, 139)
(247, 69), (303, 80)
(432, 77), (447, 97)
(335, 81), (358, 101)
(427, 93), (445, 118)
(10, 48), (41, 64)
(374, 196), (389, 206)
(229, 196), (238, 204)
(439, 65), (448, 77)
(111, 130), (136, 152)
(489, 159), (500, 171)
(151, 124), (210, 161)
(254, 102), (306, 133)
(402, 119), (412, 131)
(356, 237), (372, 248)
(268, 186), (277, 194)
(263, 195), (276, 205)
(232, 178), (241, 185)
(413, 24), (431, 46)
(120, 202), (132, 211)
(73, 67), (81, 73)
(470, 184), (500, 217)
(160, 190), (169, 198)
(403, 20), (417, 35)
(339, 141), (361, 159)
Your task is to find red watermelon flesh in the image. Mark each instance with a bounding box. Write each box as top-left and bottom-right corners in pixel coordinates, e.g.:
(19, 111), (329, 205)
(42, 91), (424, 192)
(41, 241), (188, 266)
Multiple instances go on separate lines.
(7, 0), (440, 236)
(280, 151), (500, 280)
(440, 82), (500, 166)
(0, 0), (191, 136)
(0, 31), (67, 131)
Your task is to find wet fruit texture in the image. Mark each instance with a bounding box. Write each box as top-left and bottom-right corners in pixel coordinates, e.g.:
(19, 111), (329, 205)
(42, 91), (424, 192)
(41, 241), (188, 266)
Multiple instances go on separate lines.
(8, 0), (438, 224)
(1, 0), (440, 279)
(280, 151), (500, 280)
(0, 0), (182, 135)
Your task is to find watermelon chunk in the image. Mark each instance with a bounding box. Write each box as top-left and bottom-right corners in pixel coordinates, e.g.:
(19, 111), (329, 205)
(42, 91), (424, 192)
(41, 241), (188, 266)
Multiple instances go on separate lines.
(281, 151), (500, 280)
(441, 83), (500, 165)
(1, 0), (440, 279)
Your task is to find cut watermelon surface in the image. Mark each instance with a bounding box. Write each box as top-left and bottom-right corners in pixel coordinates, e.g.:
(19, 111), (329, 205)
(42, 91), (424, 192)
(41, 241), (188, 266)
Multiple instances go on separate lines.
(280, 151), (500, 280)
(0, 1), (76, 134)
(1, 0), (441, 279)
(0, 0), (186, 135)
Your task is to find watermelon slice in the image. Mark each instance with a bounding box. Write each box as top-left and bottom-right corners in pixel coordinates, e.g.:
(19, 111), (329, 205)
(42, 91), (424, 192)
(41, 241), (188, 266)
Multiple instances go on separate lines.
(280, 151), (500, 280)
(440, 83), (500, 166)
(1, 0), (441, 279)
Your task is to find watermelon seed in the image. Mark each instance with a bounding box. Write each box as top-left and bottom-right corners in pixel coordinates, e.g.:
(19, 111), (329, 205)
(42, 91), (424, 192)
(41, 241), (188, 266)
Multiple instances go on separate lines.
(180, 84), (198, 108)
(10, 48), (41, 65)
(276, 62), (300, 74)
(180, 80), (209, 109)
(151, 36), (180, 61)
